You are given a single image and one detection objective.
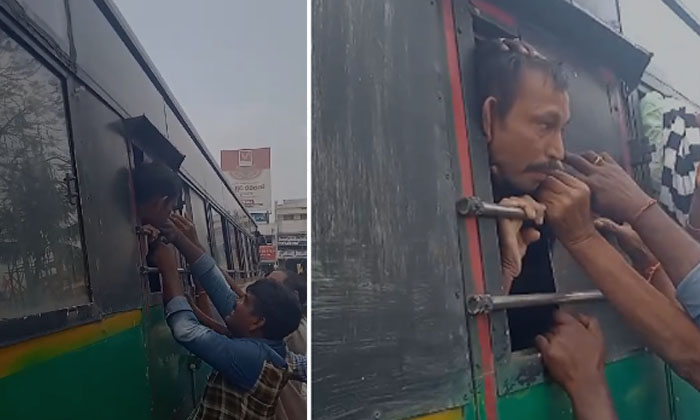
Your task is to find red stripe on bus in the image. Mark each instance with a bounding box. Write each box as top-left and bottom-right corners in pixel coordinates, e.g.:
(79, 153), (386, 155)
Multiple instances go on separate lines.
(441, 1), (498, 419)
(472, 0), (517, 29)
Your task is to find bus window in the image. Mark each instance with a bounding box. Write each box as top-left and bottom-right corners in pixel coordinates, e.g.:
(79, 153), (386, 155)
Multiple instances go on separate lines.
(209, 208), (228, 268)
(240, 233), (251, 278)
(0, 29), (89, 319)
(227, 222), (242, 278)
(189, 191), (211, 254)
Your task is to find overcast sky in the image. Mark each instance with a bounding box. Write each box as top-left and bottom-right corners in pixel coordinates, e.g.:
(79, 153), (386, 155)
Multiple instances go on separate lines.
(112, 0), (307, 202)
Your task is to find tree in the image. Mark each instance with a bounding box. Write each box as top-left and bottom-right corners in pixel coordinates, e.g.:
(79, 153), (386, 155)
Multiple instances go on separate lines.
(0, 32), (86, 318)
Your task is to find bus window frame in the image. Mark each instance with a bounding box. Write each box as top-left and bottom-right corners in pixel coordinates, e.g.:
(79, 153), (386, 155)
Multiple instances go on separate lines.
(225, 221), (241, 279)
(459, 8), (649, 396)
(0, 19), (96, 346)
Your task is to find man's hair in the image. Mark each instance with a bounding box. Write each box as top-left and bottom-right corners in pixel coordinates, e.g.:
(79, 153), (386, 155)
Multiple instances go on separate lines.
(247, 278), (302, 340)
(133, 162), (183, 205)
(281, 270), (306, 307)
(476, 38), (568, 119)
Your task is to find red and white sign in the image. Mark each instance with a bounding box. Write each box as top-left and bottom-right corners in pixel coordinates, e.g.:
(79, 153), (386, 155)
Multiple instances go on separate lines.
(221, 148), (271, 213)
(259, 245), (276, 262)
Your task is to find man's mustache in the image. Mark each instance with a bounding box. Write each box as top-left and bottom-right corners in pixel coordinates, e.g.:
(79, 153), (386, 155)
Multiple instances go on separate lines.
(525, 160), (564, 174)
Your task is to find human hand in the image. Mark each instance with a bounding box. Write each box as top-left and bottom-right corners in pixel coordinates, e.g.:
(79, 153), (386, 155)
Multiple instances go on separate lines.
(141, 225), (161, 244)
(498, 38), (545, 58)
(497, 195), (546, 291)
(594, 217), (657, 273)
(537, 170), (597, 248)
(536, 311), (607, 396)
(159, 218), (186, 244)
(170, 213), (199, 245)
(565, 152), (651, 223)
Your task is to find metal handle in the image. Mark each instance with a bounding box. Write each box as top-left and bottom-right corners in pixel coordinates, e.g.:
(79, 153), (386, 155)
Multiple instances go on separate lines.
(467, 290), (605, 314)
(63, 173), (79, 205)
(141, 266), (247, 277)
(140, 266), (187, 275)
(456, 196), (528, 219)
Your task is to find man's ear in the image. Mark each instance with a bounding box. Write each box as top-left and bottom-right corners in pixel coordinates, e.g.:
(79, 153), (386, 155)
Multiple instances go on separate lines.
(482, 96), (498, 144)
(157, 196), (170, 209)
(251, 316), (266, 334)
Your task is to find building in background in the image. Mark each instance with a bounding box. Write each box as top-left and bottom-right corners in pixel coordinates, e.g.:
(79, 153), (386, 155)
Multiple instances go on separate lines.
(221, 148), (275, 271)
(275, 198), (307, 275)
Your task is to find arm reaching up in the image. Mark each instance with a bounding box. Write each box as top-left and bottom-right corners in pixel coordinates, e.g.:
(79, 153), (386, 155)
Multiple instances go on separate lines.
(536, 169), (700, 390)
(536, 311), (617, 420)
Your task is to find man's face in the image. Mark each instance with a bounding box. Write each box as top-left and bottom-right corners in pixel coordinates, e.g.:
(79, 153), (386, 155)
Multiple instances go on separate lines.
(225, 292), (264, 338)
(140, 197), (178, 227)
(485, 68), (570, 193)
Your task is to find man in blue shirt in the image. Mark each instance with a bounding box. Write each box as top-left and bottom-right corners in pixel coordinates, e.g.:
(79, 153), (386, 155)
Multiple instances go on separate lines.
(152, 219), (305, 420)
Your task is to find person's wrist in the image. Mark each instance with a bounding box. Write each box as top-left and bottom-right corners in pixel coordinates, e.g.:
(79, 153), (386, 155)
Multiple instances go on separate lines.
(565, 371), (608, 401)
(170, 231), (187, 246)
(559, 223), (598, 250)
(631, 251), (658, 275)
(621, 193), (654, 223)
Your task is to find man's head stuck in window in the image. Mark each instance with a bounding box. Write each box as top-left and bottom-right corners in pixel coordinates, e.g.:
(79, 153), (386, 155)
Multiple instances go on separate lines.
(133, 161), (183, 227)
(477, 38), (570, 194)
(225, 278), (302, 339)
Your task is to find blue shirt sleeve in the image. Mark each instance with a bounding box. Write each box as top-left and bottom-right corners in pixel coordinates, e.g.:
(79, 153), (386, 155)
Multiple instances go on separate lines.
(190, 253), (238, 319)
(164, 296), (266, 391)
(676, 261), (700, 326)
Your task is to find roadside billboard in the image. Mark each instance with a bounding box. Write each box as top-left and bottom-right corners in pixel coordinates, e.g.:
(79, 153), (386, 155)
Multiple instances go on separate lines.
(259, 245), (276, 262)
(221, 148), (272, 214)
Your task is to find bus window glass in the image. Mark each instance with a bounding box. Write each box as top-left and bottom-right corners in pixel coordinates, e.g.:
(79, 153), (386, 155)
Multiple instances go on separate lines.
(227, 222), (242, 276)
(189, 192), (211, 254)
(0, 30), (88, 318)
(210, 209), (227, 268)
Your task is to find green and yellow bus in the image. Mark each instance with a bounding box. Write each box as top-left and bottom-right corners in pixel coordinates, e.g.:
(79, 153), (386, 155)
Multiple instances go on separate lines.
(0, 1), (259, 418)
(312, 0), (700, 419)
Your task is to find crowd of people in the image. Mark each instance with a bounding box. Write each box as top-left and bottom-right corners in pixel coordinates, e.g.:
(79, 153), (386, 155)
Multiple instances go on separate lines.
(481, 38), (700, 419)
(132, 162), (307, 420)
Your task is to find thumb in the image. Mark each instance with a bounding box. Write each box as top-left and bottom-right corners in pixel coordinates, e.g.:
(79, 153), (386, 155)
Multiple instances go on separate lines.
(521, 228), (541, 246)
(535, 334), (550, 354)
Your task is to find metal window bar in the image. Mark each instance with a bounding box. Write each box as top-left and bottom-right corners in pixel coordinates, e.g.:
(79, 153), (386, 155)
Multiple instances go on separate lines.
(467, 290), (605, 315)
(456, 196), (528, 219)
(140, 266), (242, 276)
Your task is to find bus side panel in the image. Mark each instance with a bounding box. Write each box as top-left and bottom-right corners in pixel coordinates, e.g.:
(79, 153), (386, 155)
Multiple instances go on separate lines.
(498, 353), (669, 420)
(670, 373), (700, 420)
(144, 303), (198, 419)
(312, 0), (473, 419)
(68, 81), (142, 313)
(0, 324), (150, 420)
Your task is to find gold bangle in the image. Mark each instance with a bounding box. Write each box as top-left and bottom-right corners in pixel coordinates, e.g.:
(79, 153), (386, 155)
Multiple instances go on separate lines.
(631, 199), (657, 225)
(643, 262), (661, 282)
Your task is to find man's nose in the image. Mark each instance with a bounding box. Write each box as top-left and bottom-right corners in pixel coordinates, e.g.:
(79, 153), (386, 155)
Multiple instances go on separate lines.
(546, 131), (565, 161)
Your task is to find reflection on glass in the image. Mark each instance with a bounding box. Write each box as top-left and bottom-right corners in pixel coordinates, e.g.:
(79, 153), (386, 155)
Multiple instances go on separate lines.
(0, 30), (88, 318)
(211, 210), (227, 268)
(227, 223), (241, 275)
(190, 192), (211, 254)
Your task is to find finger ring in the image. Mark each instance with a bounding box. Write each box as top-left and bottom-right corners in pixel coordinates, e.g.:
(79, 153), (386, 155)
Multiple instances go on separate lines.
(593, 155), (603, 166)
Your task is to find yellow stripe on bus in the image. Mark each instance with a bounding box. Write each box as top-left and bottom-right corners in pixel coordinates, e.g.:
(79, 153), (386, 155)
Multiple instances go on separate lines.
(0, 310), (142, 379)
(412, 408), (463, 420)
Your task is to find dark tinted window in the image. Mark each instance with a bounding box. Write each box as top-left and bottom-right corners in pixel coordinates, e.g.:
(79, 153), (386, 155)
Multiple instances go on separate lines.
(0, 30), (88, 318)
